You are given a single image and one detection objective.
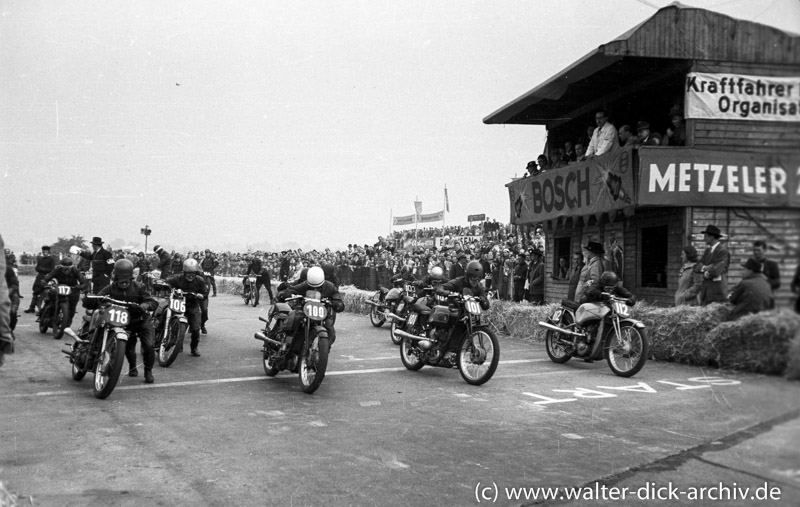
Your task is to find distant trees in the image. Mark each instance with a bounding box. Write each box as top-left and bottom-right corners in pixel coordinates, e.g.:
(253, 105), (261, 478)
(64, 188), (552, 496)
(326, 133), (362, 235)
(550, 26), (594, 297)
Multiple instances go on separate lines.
(49, 235), (88, 256)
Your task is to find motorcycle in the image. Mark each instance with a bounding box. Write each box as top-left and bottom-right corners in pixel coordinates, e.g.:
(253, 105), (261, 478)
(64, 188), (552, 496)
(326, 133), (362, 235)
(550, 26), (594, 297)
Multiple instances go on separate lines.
(538, 294), (649, 377)
(140, 269), (161, 292)
(38, 281), (74, 340)
(152, 279), (201, 367)
(253, 291), (332, 394)
(61, 295), (136, 399)
(243, 274), (259, 306)
(365, 279), (416, 345)
(393, 289), (500, 385)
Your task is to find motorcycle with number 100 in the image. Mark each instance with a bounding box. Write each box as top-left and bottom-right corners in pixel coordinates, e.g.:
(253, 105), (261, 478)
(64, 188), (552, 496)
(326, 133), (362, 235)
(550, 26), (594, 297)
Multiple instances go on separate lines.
(538, 293), (649, 377)
(62, 295), (137, 399)
(394, 288), (500, 385)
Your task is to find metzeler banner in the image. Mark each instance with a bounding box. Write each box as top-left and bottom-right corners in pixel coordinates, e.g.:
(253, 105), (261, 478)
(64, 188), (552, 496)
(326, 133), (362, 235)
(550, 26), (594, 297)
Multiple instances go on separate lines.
(685, 72), (800, 122)
(506, 146), (635, 225)
(638, 147), (800, 208)
(393, 214), (416, 226)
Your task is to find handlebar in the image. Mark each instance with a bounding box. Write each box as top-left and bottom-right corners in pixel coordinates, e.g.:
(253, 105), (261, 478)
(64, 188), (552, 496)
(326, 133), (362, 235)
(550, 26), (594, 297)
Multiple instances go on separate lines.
(86, 295), (139, 307)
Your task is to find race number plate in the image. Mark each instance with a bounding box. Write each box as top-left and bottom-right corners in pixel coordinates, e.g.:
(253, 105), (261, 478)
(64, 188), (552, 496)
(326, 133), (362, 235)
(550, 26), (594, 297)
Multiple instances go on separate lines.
(407, 313), (417, 326)
(613, 301), (630, 317)
(465, 299), (482, 315)
(105, 305), (130, 326)
(57, 285), (71, 296)
(170, 297), (186, 313)
(303, 300), (327, 321)
(551, 308), (563, 322)
(204, 271), (212, 276)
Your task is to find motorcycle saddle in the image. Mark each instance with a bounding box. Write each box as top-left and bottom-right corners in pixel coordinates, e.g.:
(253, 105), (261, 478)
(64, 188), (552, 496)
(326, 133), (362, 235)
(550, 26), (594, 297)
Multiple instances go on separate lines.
(561, 299), (580, 310)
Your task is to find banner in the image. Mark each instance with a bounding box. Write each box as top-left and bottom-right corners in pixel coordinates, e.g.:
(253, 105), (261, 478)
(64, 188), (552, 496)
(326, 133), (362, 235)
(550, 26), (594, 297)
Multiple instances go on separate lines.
(685, 72), (800, 122)
(393, 214), (416, 226)
(401, 237), (436, 251)
(414, 201), (422, 219)
(436, 235), (482, 250)
(467, 214), (486, 222)
(418, 210), (444, 223)
(638, 147), (800, 208)
(444, 186), (450, 212)
(506, 146), (635, 225)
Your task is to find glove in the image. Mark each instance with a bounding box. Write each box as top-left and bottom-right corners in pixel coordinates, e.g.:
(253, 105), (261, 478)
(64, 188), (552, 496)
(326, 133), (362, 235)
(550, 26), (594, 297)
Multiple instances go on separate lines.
(196, 294), (204, 300)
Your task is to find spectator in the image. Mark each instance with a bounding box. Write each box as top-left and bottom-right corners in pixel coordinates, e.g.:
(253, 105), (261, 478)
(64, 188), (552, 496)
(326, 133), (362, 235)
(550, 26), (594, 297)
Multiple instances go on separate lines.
(537, 154), (550, 173)
(553, 148), (567, 168)
(585, 110), (618, 157)
(567, 251), (585, 301)
(752, 240), (780, 291)
(618, 125), (638, 147)
(675, 245), (702, 306)
(791, 262), (800, 313)
(728, 258), (774, 320)
(665, 105), (686, 146)
(512, 253), (528, 302)
(525, 160), (539, 178)
(449, 252), (468, 280)
(636, 121), (662, 146)
(697, 225), (730, 305)
(527, 249), (544, 304)
(563, 141), (577, 164)
(555, 256), (569, 279)
(575, 142), (587, 162)
(1, 234), (13, 368)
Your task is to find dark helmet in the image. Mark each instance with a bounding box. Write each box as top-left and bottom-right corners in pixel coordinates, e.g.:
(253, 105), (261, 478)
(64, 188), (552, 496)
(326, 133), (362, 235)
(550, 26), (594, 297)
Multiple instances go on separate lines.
(153, 245), (164, 254)
(60, 257), (74, 267)
(321, 263), (336, 283)
(599, 271), (619, 287)
(113, 259), (135, 280)
(466, 260), (483, 279)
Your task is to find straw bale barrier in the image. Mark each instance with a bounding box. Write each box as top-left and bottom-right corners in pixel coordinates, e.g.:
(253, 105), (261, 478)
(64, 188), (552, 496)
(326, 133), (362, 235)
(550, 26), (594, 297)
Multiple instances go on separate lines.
(216, 278), (800, 379)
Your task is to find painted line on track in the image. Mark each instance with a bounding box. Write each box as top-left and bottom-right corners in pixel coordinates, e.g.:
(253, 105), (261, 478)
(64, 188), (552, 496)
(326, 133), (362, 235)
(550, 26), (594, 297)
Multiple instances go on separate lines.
(2, 359), (545, 398)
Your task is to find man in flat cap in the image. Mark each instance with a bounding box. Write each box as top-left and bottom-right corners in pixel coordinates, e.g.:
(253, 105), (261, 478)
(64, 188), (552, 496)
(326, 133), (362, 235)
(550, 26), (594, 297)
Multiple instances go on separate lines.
(728, 258), (774, 320)
(575, 241), (607, 302)
(696, 225), (730, 305)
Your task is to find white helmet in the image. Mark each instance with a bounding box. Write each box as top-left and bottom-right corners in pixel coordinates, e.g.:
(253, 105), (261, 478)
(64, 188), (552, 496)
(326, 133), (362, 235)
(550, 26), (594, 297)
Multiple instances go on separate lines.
(307, 266), (325, 288)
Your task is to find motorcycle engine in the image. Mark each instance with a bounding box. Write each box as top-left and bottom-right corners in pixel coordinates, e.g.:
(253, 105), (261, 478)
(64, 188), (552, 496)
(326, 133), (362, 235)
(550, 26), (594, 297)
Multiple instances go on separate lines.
(575, 324), (598, 356)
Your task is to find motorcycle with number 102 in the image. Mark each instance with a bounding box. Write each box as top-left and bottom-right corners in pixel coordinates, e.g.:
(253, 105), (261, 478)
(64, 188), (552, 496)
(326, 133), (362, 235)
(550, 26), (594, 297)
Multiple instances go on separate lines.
(62, 295), (138, 399)
(393, 288), (500, 385)
(538, 293), (649, 377)
(253, 290), (332, 394)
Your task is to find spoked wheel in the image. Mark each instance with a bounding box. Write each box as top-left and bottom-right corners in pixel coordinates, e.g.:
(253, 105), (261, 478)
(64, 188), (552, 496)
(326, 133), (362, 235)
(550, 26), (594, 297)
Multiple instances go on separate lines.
(262, 334), (281, 377)
(71, 342), (87, 381)
(38, 304), (50, 334)
(605, 323), (648, 378)
(244, 288), (251, 305)
(369, 293), (386, 327)
(252, 287), (259, 307)
(545, 329), (573, 363)
(93, 331), (126, 399)
(458, 328), (500, 385)
(390, 321), (403, 345)
(400, 332), (424, 371)
(158, 318), (186, 367)
(298, 334), (329, 394)
(52, 304), (67, 340)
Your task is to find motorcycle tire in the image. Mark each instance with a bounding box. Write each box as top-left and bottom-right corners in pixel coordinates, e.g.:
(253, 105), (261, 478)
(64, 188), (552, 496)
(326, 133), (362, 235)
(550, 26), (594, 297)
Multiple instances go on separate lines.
(38, 305), (50, 334)
(545, 329), (572, 364)
(52, 303), (67, 340)
(252, 288), (259, 307)
(457, 328), (500, 386)
(93, 331), (126, 399)
(400, 336), (424, 371)
(298, 334), (329, 394)
(262, 338), (280, 377)
(368, 293), (386, 327)
(605, 322), (648, 378)
(389, 321), (403, 346)
(158, 318), (186, 367)
(71, 343), (86, 381)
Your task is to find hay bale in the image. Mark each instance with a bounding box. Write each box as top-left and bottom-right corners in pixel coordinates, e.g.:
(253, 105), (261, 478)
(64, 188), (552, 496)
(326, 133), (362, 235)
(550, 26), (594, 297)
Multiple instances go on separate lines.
(702, 309), (800, 375)
(785, 327), (800, 381)
(485, 300), (558, 341)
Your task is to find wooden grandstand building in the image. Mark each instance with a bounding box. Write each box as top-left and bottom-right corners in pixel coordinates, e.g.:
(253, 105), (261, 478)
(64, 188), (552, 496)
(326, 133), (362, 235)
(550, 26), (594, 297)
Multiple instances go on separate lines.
(485, 3), (800, 306)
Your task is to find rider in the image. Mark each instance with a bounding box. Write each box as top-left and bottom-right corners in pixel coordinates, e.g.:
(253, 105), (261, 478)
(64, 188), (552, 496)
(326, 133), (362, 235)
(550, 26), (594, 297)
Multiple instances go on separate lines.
(277, 266), (345, 347)
(93, 259), (158, 384)
(42, 257), (87, 329)
(242, 254), (262, 303)
(200, 249), (219, 297)
(433, 261), (491, 352)
(578, 271), (636, 360)
(24, 245), (56, 314)
(166, 258), (208, 357)
(153, 245), (172, 279)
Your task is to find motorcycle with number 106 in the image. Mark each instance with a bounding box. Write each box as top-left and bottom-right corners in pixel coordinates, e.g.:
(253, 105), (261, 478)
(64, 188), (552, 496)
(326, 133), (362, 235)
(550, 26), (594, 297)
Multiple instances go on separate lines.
(538, 293), (649, 377)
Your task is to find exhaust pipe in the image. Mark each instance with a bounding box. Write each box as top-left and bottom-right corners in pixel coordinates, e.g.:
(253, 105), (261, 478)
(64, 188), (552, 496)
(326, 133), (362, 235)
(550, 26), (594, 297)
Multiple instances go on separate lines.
(63, 328), (86, 343)
(254, 332), (283, 348)
(364, 300), (381, 308)
(537, 321), (584, 338)
(385, 312), (405, 323)
(393, 329), (434, 350)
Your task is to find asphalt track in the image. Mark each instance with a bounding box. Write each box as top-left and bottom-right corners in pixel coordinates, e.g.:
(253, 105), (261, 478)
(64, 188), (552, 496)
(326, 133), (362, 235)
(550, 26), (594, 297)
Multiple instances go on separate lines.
(1, 276), (799, 506)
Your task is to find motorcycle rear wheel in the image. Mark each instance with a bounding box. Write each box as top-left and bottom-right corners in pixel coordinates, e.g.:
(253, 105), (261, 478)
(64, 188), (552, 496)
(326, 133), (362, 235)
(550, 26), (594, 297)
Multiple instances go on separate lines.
(400, 335), (424, 371)
(158, 318), (186, 367)
(262, 334), (282, 377)
(605, 323), (648, 378)
(457, 328), (500, 385)
(298, 334), (329, 394)
(52, 304), (67, 340)
(93, 331), (126, 399)
(368, 293), (385, 327)
(545, 329), (573, 363)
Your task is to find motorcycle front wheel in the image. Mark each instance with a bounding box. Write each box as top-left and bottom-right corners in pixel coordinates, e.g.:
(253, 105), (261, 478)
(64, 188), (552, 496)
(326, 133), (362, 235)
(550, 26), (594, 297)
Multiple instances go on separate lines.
(458, 328), (500, 385)
(298, 334), (329, 394)
(368, 293), (385, 327)
(252, 287), (259, 307)
(400, 335), (424, 371)
(71, 342), (86, 381)
(605, 323), (648, 378)
(158, 317), (186, 367)
(38, 304), (50, 334)
(389, 321), (403, 345)
(93, 331), (126, 399)
(52, 303), (68, 340)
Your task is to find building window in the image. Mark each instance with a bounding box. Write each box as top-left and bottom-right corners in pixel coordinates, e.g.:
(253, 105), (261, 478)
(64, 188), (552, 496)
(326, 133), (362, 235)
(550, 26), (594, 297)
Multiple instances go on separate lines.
(641, 225), (668, 288)
(553, 237), (571, 280)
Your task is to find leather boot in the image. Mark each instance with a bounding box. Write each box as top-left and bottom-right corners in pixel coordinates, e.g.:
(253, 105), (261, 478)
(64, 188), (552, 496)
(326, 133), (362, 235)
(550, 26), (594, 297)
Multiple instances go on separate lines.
(144, 368), (154, 384)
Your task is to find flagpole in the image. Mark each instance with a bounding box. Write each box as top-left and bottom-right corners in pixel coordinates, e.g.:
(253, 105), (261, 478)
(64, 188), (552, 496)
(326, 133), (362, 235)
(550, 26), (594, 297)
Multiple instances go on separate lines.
(443, 185), (447, 228)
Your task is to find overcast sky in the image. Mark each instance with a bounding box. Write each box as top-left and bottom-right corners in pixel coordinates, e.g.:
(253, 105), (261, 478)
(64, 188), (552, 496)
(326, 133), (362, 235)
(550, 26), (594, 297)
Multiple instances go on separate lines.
(3, 0), (798, 253)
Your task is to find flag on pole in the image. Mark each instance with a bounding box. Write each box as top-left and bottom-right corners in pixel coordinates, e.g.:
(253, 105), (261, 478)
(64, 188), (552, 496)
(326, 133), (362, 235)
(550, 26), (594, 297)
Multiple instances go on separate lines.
(414, 200), (422, 219)
(444, 186), (449, 212)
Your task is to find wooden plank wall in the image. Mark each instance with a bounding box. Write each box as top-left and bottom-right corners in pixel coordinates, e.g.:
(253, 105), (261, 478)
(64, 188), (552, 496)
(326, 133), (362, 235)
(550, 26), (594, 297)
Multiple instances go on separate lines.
(689, 61), (800, 153)
(690, 207), (800, 308)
